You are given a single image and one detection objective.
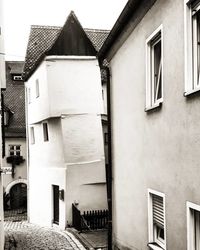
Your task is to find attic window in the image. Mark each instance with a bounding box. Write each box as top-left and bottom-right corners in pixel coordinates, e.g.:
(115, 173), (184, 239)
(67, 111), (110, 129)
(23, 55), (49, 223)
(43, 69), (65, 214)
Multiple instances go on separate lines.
(13, 75), (23, 81)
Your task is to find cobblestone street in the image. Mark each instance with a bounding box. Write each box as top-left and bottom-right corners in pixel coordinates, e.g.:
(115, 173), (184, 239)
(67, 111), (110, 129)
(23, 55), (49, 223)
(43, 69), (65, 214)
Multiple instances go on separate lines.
(4, 221), (86, 250)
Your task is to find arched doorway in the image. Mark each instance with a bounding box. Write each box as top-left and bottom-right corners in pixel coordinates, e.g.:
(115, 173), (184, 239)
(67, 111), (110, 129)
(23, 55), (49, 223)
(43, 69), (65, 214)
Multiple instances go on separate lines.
(10, 182), (27, 209)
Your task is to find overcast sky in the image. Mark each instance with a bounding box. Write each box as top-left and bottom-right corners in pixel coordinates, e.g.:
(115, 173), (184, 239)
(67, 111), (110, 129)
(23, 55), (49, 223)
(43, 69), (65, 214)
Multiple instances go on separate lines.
(3, 0), (128, 61)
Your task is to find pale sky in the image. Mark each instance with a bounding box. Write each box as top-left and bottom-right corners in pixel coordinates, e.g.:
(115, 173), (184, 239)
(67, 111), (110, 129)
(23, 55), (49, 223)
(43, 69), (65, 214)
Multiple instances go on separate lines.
(3, 0), (128, 61)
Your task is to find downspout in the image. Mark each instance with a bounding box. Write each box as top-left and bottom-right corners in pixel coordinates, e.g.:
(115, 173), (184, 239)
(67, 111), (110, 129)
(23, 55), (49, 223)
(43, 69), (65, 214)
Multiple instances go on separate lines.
(1, 91), (5, 158)
(101, 65), (112, 250)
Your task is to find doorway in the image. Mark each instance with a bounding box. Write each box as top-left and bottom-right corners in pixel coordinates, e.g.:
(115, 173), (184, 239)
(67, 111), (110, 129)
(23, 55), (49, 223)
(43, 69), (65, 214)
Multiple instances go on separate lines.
(10, 183), (27, 209)
(53, 185), (59, 224)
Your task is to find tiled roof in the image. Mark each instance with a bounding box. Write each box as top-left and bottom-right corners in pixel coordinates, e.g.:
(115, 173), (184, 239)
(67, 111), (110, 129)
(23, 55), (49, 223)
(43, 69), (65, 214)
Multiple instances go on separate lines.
(10, 62), (24, 74)
(84, 28), (110, 52)
(23, 25), (61, 81)
(24, 23), (109, 81)
(4, 61), (26, 137)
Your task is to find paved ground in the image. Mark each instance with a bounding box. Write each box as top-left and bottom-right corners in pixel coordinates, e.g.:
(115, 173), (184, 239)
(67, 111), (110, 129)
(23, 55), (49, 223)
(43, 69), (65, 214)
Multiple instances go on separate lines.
(4, 209), (27, 222)
(68, 229), (107, 249)
(4, 221), (86, 250)
(3, 209), (107, 250)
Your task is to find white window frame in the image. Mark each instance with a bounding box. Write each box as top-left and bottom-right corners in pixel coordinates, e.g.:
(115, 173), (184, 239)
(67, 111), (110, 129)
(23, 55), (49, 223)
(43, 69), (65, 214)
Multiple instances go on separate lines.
(36, 79), (40, 98)
(145, 25), (163, 111)
(30, 127), (35, 145)
(13, 75), (23, 81)
(184, 0), (200, 96)
(9, 145), (21, 156)
(148, 189), (166, 250)
(187, 201), (200, 250)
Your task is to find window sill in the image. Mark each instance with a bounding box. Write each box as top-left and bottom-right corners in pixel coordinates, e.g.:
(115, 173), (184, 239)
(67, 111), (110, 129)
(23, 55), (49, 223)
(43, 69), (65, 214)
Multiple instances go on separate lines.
(145, 101), (162, 112)
(184, 87), (200, 97)
(148, 243), (164, 250)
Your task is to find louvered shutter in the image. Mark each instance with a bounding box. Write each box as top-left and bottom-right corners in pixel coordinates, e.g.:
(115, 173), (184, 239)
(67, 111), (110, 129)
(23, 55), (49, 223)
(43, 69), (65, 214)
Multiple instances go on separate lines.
(152, 194), (164, 228)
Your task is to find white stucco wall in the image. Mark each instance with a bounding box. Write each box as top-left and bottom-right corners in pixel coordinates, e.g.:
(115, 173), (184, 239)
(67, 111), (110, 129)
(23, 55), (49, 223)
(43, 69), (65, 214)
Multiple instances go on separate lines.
(26, 61), (50, 124)
(27, 56), (107, 228)
(109, 0), (198, 250)
(47, 56), (103, 116)
(2, 138), (27, 190)
(29, 167), (66, 229)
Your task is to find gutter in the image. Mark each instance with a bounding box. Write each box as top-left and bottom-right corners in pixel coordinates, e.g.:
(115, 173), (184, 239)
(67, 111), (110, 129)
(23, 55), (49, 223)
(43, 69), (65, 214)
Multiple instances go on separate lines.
(98, 0), (157, 62)
(98, 0), (141, 62)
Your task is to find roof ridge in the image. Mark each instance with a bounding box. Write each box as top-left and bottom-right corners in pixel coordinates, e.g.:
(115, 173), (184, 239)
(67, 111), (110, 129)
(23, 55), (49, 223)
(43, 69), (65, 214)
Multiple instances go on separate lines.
(84, 28), (110, 33)
(31, 25), (61, 30)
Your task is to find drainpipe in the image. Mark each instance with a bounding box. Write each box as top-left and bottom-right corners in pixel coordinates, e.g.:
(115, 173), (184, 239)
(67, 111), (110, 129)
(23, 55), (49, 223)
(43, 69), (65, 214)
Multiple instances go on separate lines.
(101, 65), (112, 250)
(1, 91), (5, 158)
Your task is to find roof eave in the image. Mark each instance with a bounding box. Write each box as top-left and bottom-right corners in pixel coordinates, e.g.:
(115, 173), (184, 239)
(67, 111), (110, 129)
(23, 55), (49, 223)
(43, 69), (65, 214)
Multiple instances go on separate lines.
(98, 0), (157, 63)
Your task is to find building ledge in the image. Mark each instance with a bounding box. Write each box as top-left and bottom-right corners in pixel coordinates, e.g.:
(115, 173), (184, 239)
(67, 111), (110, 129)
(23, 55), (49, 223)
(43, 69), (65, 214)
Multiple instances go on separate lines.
(148, 243), (164, 250)
(145, 101), (162, 112)
(184, 87), (200, 97)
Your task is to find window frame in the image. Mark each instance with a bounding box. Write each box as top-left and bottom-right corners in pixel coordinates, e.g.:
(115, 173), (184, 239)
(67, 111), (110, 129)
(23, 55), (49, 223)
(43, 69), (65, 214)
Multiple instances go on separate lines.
(148, 189), (166, 250)
(30, 127), (35, 145)
(28, 87), (31, 104)
(43, 122), (49, 142)
(145, 25), (163, 111)
(187, 201), (200, 250)
(9, 145), (21, 156)
(184, 0), (200, 96)
(36, 79), (40, 98)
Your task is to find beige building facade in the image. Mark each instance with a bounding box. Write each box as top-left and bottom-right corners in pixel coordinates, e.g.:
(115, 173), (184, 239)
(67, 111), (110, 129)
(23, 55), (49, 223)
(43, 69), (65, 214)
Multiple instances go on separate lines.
(99, 0), (200, 249)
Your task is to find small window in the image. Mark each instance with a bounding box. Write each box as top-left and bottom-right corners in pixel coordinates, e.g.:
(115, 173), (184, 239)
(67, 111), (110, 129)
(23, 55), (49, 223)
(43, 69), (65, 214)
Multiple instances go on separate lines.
(36, 79), (40, 98)
(28, 88), (31, 104)
(9, 145), (21, 156)
(187, 202), (200, 250)
(43, 123), (49, 142)
(185, 0), (200, 95)
(146, 25), (163, 110)
(30, 127), (35, 144)
(13, 75), (23, 81)
(104, 132), (108, 144)
(148, 189), (166, 249)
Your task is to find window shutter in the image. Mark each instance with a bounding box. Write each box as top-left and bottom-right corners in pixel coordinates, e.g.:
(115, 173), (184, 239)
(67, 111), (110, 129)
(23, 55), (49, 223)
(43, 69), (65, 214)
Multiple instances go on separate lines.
(152, 194), (164, 228)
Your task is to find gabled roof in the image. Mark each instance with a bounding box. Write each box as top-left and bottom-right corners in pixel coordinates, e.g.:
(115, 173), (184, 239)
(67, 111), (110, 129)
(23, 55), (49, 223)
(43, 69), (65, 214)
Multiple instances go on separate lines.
(23, 11), (110, 81)
(4, 61), (26, 138)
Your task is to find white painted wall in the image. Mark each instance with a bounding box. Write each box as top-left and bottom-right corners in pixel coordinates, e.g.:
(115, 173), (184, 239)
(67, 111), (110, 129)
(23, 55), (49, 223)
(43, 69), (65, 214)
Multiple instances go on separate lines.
(27, 56), (107, 228)
(26, 61), (50, 124)
(27, 56), (103, 125)
(47, 56), (103, 116)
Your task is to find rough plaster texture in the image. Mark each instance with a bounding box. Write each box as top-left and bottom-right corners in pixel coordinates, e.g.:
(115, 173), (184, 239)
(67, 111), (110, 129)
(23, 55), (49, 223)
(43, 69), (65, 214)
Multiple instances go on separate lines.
(109, 0), (197, 249)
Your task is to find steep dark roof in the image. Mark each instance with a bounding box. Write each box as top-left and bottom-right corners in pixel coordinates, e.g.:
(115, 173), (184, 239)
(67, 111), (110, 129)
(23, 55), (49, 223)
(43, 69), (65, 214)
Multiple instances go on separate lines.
(23, 25), (61, 81)
(4, 61), (26, 138)
(24, 12), (110, 81)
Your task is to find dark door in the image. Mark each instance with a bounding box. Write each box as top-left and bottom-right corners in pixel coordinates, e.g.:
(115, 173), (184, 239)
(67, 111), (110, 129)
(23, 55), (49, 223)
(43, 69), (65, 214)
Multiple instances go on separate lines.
(10, 183), (27, 209)
(53, 185), (59, 224)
